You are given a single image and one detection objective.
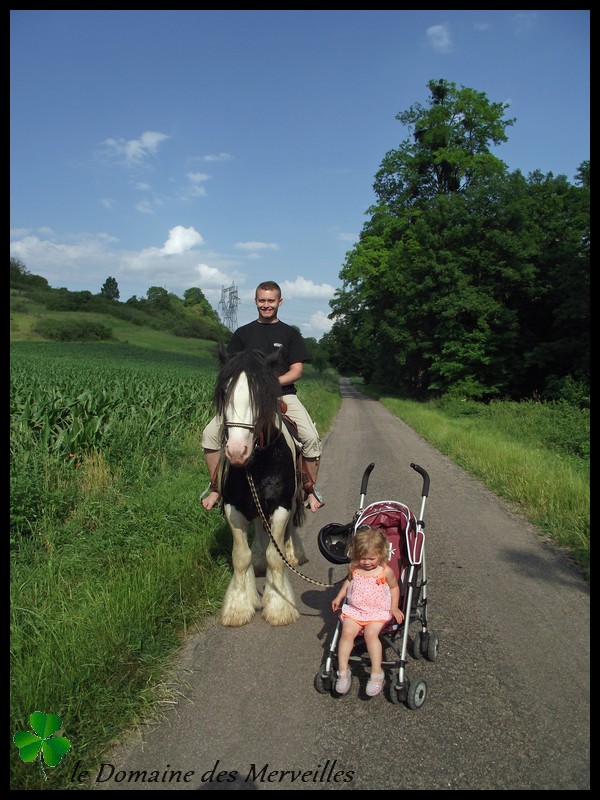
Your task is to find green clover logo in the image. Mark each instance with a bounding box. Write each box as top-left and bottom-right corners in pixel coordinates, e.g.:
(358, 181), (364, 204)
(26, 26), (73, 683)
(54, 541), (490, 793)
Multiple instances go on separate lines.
(14, 712), (71, 774)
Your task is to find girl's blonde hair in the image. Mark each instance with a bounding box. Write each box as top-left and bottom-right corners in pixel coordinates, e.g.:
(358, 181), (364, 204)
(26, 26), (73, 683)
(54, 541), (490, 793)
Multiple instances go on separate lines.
(347, 526), (389, 565)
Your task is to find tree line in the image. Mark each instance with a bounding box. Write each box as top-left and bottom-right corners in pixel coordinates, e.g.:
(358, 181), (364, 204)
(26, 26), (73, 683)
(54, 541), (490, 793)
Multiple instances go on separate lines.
(10, 259), (230, 344)
(321, 79), (589, 406)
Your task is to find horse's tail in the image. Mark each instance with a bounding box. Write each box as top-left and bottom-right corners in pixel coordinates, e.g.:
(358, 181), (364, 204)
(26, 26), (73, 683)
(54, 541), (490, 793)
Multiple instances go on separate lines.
(293, 454), (306, 528)
(278, 423), (305, 528)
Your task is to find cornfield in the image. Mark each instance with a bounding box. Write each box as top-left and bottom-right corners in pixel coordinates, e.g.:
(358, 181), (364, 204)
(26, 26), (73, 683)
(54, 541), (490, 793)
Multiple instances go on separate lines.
(11, 342), (216, 459)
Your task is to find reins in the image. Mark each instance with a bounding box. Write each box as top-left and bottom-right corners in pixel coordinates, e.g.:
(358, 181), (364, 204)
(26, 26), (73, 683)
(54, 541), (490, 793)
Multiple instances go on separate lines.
(246, 470), (345, 588)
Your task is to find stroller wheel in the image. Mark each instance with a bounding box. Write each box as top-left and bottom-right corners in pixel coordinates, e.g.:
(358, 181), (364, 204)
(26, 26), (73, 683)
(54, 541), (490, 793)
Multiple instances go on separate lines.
(412, 631), (424, 660)
(388, 677), (406, 705)
(314, 665), (334, 694)
(426, 633), (439, 662)
(406, 678), (428, 710)
(389, 686), (402, 705)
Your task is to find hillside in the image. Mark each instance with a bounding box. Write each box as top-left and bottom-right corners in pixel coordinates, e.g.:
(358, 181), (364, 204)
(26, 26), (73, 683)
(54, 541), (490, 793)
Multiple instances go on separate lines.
(10, 262), (230, 357)
(10, 294), (220, 359)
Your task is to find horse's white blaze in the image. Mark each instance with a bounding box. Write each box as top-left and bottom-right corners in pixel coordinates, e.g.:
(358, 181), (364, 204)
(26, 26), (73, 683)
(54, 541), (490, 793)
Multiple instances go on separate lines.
(223, 372), (254, 467)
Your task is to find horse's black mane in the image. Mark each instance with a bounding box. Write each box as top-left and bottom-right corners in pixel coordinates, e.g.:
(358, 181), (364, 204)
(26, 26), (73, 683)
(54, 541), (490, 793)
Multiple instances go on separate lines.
(214, 349), (282, 440)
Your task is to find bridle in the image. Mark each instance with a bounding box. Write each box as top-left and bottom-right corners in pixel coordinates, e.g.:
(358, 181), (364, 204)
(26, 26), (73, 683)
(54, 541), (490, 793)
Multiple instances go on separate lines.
(223, 415), (283, 451)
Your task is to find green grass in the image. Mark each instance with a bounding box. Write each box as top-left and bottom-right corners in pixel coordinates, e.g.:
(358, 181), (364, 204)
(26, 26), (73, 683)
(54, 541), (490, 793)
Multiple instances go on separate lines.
(356, 384), (590, 576)
(11, 440), (233, 790)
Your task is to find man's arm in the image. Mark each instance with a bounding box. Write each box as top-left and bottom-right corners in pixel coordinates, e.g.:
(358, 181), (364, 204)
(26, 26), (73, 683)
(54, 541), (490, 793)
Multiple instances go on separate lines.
(278, 361), (303, 387)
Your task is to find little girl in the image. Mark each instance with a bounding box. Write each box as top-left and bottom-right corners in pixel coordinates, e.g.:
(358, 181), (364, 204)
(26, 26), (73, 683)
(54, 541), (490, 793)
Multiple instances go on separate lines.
(331, 526), (404, 697)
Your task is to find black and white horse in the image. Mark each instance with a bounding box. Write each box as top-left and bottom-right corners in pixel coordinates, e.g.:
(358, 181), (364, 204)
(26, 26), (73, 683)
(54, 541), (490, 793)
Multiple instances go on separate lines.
(213, 348), (306, 626)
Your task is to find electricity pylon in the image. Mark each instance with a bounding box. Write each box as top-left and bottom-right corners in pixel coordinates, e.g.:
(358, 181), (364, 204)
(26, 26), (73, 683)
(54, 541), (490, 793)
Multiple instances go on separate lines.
(219, 285), (239, 332)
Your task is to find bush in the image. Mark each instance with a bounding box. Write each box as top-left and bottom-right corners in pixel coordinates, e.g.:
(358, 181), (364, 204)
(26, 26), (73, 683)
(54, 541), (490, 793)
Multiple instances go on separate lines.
(32, 318), (114, 342)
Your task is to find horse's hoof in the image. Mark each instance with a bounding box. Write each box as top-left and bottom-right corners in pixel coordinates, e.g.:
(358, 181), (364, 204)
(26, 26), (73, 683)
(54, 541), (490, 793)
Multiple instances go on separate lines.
(218, 608), (256, 627)
(262, 607), (300, 626)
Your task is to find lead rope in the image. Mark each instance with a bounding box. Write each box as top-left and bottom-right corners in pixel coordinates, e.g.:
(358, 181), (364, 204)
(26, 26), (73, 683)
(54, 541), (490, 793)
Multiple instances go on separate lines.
(246, 470), (344, 588)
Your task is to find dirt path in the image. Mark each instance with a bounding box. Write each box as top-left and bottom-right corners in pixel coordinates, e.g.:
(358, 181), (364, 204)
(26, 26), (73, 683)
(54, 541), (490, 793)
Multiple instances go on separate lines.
(92, 379), (589, 791)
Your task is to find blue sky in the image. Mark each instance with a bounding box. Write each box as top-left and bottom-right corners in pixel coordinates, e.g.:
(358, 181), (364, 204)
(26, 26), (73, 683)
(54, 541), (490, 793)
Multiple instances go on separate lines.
(10, 10), (589, 339)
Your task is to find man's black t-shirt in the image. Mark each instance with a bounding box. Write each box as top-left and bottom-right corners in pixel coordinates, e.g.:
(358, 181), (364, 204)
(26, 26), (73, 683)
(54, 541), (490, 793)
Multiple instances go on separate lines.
(227, 320), (309, 395)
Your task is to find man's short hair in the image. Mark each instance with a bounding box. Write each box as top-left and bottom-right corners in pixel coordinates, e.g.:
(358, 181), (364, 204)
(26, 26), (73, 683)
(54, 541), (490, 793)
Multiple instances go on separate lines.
(256, 281), (282, 298)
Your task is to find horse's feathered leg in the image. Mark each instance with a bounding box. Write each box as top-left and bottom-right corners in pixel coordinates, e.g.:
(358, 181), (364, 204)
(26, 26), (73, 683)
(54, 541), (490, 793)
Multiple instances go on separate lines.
(219, 505), (261, 627)
(250, 522), (269, 577)
(261, 507), (300, 626)
(283, 518), (307, 568)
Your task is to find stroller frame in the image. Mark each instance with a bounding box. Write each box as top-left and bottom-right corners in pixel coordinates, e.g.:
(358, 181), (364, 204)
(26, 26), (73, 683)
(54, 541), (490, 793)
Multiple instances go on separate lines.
(315, 462), (438, 708)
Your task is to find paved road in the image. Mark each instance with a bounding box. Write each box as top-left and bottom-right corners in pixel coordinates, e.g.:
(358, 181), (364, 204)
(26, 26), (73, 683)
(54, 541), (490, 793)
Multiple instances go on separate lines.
(93, 379), (589, 791)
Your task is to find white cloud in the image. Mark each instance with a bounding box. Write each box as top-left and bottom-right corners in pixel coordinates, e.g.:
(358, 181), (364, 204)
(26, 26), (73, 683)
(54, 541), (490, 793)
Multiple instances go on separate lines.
(193, 262), (230, 283)
(186, 172), (211, 184)
(135, 200), (155, 215)
(280, 276), (336, 299)
(426, 24), (452, 54)
(234, 241), (280, 251)
(307, 309), (334, 335)
(9, 231), (120, 291)
(201, 153), (234, 162)
(513, 12), (537, 34)
(98, 130), (170, 167)
(161, 226), (204, 255)
(181, 172), (211, 199)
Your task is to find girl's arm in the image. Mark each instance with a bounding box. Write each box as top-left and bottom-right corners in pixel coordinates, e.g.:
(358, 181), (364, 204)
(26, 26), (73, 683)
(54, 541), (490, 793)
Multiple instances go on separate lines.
(386, 566), (404, 623)
(331, 578), (350, 612)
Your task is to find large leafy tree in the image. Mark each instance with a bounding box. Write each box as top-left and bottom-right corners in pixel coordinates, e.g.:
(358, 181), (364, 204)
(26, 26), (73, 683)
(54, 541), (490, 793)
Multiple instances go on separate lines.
(328, 80), (589, 401)
(373, 78), (514, 207)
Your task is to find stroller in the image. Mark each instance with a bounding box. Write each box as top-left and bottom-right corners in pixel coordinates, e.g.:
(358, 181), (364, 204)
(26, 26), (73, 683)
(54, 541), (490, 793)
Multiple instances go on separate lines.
(315, 462), (438, 708)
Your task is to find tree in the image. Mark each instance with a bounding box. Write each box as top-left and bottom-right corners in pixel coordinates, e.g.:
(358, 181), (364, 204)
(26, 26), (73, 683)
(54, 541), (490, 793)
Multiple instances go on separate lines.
(10, 257), (30, 282)
(183, 287), (221, 322)
(327, 79), (589, 401)
(183, 287), (204, 306)
(373, 78), (514, 207)
(100, 276), (120, 301)
(146, 286), (171, 310)
(10, 257), (49, 290)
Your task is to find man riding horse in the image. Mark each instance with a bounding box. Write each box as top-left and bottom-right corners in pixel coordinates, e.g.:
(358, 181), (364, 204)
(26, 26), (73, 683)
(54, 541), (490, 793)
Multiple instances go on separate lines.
(200, 280), (325, 513)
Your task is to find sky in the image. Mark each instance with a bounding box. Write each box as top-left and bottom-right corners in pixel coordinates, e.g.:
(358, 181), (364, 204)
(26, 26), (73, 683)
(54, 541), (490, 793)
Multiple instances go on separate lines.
(10, 10), (589, 340)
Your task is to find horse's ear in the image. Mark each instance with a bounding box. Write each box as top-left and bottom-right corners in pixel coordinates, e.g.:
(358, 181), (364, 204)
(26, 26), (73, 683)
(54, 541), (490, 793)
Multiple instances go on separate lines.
(217, 342), (229, 365)
(266, 349), (284, 370)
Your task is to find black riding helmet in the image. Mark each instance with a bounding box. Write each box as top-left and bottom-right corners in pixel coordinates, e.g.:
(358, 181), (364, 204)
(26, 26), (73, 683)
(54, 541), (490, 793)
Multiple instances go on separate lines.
(317, 522), (353, 564)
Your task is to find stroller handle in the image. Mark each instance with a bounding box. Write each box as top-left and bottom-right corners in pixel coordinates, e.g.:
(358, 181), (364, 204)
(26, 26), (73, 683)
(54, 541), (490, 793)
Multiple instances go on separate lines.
(410, 463), (430, 497)
(360, 462), (376, 496)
